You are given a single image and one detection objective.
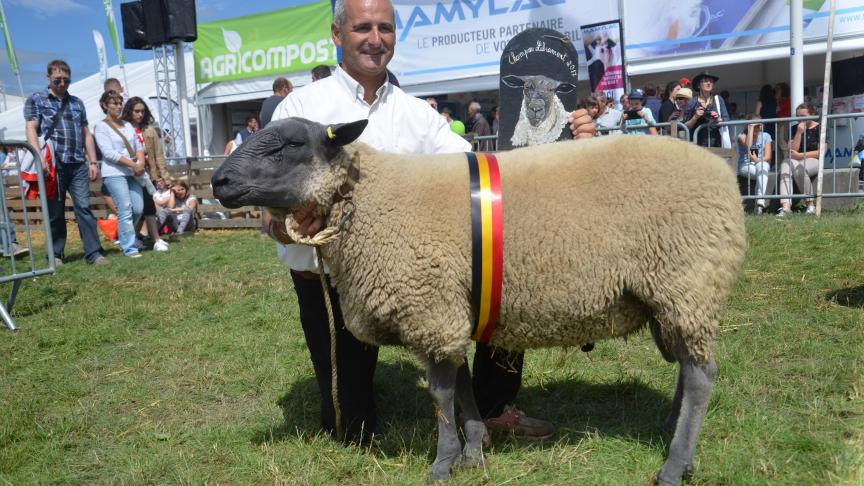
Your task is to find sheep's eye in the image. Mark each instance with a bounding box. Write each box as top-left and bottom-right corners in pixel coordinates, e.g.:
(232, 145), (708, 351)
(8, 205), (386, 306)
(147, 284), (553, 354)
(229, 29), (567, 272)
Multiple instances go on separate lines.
(287, 141), (304, 148)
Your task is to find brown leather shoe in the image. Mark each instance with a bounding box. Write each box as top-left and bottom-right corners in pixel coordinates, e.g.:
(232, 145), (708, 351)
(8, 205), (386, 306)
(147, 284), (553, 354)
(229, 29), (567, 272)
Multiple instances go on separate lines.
(484, 405), (555, 440)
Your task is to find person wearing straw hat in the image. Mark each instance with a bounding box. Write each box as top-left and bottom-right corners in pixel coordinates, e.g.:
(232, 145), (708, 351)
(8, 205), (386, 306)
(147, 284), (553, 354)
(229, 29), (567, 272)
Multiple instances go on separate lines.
(683, 71), (729, 147)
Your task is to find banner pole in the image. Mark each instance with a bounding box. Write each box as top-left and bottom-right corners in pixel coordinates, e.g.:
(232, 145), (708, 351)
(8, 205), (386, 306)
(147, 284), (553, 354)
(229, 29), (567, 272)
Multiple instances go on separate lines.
(814, 0), (836, 216)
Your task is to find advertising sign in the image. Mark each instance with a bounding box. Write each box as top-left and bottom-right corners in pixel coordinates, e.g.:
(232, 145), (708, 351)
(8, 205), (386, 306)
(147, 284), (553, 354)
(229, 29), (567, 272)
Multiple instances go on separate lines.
(497, 28), (579, 151)
(625, 0), (864, 60)
(581, 20), (625, 108)
(194, 0), (336, 84)
(390, 0), (618, 86)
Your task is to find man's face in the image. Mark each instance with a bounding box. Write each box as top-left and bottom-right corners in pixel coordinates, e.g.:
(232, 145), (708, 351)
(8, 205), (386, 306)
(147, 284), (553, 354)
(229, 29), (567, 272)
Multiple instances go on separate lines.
(248, 119), (259, 131)
(332, 0), (395, 82)
(629, 99), (643, 110)
(48, 68), (71, 96)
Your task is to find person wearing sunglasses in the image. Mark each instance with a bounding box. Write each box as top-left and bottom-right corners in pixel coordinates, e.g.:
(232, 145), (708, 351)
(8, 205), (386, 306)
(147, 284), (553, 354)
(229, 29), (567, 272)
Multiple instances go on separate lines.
(24, 59), (109, 265)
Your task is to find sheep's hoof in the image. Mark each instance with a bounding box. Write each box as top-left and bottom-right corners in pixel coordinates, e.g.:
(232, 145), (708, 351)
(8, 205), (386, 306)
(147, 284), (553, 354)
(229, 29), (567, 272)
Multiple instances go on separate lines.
(653, 464), (693, 486)
(458, 449), (485, 469)
(429, 455), (460, 482)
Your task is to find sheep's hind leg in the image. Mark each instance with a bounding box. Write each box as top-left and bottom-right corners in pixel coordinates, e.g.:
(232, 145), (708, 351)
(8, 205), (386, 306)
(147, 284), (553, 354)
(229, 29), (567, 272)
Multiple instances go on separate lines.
(655, 345), (717, 486)
(650, 318), (684, 436)
(426, 358), (462, 481)
(455, 361), (486, 468)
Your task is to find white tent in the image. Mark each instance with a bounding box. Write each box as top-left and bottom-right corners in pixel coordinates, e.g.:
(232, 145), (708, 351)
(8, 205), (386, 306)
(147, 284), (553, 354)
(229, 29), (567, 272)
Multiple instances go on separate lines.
(0, 52), (196, 143)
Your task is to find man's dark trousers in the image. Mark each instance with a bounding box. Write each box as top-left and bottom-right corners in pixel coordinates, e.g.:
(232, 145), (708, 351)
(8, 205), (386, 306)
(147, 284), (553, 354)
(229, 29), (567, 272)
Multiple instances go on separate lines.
(291, 271), (379, 441)
(291, 271), (523, 437)
(48, 162), (103, 262)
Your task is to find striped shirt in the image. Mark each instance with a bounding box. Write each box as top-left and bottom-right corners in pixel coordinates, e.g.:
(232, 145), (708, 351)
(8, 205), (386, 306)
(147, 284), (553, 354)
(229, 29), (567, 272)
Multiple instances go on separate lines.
(23, 90), (89, 164)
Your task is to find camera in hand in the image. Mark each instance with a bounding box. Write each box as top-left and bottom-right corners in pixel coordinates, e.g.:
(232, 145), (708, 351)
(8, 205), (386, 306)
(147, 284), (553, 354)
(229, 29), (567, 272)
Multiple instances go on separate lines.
(750, 148), (759, 156)
(624, 110), (641, 120)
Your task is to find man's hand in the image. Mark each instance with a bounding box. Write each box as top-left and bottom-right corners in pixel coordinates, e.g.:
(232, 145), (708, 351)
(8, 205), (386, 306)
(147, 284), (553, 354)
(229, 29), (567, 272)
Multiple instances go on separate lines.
(568, 108), (596, 139)
(292, 202), (325, 236)
(132, 161), (145, 176)
(268, 202), (325, 244)
(88, 163), (99, 181)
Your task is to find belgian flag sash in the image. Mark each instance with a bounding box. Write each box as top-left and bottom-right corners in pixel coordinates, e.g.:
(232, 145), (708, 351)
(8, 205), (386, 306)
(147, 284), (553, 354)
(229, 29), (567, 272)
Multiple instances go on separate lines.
(466, 152), (503, 343)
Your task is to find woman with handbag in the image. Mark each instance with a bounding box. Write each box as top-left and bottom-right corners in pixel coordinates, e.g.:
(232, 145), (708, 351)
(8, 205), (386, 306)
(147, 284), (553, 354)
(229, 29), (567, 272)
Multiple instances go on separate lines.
(122, 97), (170, 252)
(683, 71), (729, 147)
(93, 90), (146, 258)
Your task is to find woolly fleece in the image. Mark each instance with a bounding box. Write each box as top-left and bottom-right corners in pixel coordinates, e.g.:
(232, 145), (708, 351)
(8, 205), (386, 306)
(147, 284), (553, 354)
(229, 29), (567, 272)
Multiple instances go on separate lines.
(321, 135), (747, 365)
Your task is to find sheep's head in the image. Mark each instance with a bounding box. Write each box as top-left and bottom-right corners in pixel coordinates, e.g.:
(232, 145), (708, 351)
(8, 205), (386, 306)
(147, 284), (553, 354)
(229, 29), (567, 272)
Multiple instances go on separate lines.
(502, 74), (575, 127)
(211, 117), (368, 216)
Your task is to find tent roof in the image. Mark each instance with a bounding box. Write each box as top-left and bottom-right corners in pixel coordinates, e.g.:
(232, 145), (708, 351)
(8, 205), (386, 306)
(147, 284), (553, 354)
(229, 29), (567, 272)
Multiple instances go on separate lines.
(0, 52), (196, 141)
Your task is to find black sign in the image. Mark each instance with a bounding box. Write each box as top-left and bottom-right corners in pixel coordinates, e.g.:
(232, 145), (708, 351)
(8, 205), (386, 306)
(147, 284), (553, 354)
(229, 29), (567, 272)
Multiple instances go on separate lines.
(498, 28), (579, 151)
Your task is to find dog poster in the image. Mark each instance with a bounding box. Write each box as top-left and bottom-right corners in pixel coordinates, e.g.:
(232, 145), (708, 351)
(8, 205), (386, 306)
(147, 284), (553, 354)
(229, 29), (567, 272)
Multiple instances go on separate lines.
(581, 20), (625, 110)
(497, 28), (579, 151)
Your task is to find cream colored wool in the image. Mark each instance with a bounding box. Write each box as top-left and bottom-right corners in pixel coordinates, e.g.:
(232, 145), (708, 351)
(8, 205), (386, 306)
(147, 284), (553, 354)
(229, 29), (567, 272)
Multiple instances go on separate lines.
(317, 135), (746, 365)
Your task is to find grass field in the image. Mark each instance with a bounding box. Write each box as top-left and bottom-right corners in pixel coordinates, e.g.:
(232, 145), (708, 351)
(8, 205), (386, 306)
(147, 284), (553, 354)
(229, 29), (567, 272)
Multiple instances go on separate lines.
(1, 213), (863, 485)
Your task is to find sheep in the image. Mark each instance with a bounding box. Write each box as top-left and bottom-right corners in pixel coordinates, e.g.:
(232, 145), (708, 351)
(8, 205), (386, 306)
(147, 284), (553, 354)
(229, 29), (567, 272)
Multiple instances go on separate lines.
(502, 74), (575, 146)
(211, 117), (747, 485)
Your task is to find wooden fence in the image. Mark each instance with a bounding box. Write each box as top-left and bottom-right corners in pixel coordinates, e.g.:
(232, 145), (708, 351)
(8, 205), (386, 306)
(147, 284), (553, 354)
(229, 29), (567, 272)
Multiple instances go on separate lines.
(5, 156), (261, 231)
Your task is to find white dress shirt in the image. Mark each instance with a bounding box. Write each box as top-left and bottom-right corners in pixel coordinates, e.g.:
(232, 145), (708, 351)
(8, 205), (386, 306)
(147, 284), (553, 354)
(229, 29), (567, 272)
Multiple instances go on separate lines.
(271, 66), (471, 272)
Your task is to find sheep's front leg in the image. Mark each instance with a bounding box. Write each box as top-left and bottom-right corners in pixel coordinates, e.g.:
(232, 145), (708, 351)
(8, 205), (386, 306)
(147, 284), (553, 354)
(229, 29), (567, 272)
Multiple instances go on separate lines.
(426, 358), (461, 481)
(455, 361), (485, 468)
(655, 350), (717, 486)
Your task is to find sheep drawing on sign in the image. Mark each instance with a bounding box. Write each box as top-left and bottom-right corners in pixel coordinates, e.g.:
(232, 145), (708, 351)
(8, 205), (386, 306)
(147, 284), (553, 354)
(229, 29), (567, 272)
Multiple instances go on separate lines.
(503, 74), (575, 147)
(497, 28), (579, 151)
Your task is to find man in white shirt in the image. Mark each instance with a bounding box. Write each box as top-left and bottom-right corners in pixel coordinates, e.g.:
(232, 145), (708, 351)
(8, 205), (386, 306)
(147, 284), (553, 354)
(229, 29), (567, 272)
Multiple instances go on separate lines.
(269, 0), (595, 442)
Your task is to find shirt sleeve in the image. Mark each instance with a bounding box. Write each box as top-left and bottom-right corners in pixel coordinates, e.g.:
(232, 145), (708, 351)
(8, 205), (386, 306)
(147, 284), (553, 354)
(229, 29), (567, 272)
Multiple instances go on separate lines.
(272, 94), (303, 121)
(645, 108), (657, 125)
(77, 98), (88, 128)
(23, 94), (38, 122)
(93, 122), (123, 164)
(429, 109), (471, 153)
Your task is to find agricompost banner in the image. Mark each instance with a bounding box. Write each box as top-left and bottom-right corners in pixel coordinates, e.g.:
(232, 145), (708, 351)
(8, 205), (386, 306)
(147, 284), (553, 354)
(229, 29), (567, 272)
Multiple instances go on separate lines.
(194, 0), (336, 84)
(389, 0), (618, 86)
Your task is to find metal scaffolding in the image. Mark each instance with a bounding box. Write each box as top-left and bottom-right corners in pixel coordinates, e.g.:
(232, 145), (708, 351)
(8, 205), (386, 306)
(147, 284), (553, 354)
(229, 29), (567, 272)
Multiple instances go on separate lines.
(151, 42), (191, 159)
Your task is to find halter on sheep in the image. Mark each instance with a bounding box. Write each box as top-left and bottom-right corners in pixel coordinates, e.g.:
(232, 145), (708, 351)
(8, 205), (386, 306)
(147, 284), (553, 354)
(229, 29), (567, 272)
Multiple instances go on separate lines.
(212, 117), (747, 485)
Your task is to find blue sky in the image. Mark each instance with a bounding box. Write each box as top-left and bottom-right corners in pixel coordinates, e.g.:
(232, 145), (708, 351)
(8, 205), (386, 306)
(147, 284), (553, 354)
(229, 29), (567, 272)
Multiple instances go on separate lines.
(0, 0), (318, 98)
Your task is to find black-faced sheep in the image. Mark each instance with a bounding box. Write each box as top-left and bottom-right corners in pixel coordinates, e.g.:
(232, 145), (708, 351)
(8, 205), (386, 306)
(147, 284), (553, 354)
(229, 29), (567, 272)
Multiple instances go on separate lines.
(212, 118), (747, 485)
(502, 74), (575, 146)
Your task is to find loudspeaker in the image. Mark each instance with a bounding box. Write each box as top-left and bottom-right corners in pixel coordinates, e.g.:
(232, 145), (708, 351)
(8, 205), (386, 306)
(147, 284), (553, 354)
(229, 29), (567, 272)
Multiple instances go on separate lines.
(121, 1), (149, 50)
(142, 0), (197, 46)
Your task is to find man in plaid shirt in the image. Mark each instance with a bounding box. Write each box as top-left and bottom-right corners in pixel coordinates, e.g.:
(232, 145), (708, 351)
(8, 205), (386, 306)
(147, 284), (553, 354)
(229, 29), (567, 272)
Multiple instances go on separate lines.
(24, 60), (109, 265)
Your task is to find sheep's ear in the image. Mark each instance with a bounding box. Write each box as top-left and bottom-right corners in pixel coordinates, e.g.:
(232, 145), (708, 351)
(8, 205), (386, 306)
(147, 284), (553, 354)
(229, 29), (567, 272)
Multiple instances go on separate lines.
(502, 75), (525, 89)
(324, 120), (368, 147)
(556, 83), (576, 94)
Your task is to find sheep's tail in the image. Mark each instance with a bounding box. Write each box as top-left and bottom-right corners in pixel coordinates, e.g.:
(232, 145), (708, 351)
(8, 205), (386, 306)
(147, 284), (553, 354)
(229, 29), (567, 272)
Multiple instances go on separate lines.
(316, 247), (343, 441)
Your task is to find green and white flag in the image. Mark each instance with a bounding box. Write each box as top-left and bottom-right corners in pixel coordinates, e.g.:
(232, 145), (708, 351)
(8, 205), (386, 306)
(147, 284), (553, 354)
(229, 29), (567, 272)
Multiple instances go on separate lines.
(102, 0), (125, 64)
(93, 30), (109, 86)
(0, 0), (18, 75)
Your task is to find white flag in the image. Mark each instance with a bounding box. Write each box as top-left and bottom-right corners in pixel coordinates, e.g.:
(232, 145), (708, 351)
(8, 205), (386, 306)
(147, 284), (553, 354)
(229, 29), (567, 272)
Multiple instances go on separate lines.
(93, 30), (108, 86)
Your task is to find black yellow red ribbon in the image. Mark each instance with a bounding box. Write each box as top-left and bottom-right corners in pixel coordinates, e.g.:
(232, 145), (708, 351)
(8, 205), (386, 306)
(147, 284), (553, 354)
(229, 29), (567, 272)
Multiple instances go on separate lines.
(467, 152), (503, 343)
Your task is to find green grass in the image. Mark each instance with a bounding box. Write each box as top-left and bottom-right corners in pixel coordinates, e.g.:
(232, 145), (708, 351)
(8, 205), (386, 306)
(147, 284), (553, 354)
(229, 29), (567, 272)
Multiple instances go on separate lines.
(1, 213), (863, 485)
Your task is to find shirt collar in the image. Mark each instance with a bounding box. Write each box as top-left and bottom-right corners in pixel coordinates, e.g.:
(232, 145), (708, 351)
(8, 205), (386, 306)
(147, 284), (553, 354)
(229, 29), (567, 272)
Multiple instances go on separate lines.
(334, 65), (391, 107)
(45, 89), (69, 102)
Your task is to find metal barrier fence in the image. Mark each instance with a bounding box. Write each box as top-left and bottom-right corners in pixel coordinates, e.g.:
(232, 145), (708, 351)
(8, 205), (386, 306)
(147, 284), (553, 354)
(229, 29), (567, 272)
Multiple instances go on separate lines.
(693, 112), (864, 212)
(597, 120), (692, 140)
(0, 140), (56, 331)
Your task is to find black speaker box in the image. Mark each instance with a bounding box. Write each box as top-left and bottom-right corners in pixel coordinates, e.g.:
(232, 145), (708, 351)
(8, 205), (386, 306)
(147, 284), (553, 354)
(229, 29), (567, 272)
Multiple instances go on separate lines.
(142, 0), (197, 46)
(121, 1), (150, 50)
